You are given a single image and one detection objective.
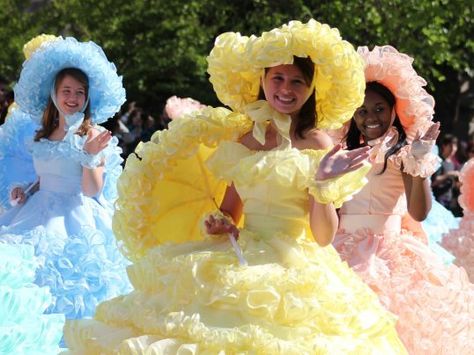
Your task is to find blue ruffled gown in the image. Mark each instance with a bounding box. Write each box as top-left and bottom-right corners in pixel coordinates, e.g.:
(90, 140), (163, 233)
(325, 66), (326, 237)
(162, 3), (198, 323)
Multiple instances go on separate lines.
(0, 243), (64, 354)
(0, 129), (131, 322)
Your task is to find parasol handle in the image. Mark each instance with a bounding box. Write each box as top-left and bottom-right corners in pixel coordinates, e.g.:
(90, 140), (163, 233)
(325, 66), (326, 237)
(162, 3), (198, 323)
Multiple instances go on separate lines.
(228, 233), (248, 266)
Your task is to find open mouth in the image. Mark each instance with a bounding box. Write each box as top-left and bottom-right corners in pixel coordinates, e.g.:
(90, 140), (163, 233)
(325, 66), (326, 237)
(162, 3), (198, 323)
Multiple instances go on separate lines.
(275, 95), (295, 105)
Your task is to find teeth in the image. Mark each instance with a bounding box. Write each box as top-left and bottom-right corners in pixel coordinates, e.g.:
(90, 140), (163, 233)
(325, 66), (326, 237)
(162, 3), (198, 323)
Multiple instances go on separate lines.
(366, 124), (380, 128)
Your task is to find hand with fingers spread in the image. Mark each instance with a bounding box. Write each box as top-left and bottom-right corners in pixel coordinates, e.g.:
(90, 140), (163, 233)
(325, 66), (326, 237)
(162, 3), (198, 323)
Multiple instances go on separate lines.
(83, 129), (112, 155)
(410, 122), (440, 160)
(10, 187), (27, 205)
(205, 213), (240, 240)
(315, 144), (371, 181)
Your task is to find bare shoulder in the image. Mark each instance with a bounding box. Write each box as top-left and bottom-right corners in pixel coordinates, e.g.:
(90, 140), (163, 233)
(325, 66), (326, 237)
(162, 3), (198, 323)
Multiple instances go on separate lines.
(294, 129), (333, 150)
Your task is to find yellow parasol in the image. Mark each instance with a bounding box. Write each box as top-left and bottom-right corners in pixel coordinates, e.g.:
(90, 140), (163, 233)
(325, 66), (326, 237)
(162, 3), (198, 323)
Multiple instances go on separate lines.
(113, 106), (252, 261)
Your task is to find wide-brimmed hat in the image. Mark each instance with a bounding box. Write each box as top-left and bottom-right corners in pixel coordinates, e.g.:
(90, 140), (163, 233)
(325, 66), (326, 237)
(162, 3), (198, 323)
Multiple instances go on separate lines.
(207, 19), (365, 129)
(14, 36), (126, 124)
(358, 45), (435, 140)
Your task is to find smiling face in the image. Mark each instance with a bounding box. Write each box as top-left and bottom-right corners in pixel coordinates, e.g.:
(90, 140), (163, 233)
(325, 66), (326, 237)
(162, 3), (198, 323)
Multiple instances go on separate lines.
(354, 89), (394, 141)
(55, 74), (87, 116)
(262, 64), (312, 118)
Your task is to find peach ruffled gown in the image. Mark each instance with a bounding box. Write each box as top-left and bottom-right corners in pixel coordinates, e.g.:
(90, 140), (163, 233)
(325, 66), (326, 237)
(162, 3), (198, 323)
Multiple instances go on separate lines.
(333, 153), (474, 354)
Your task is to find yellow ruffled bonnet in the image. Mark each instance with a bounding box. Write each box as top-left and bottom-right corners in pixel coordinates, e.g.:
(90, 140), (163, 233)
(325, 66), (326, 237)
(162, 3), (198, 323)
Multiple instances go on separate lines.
(207, 19), (366, 129)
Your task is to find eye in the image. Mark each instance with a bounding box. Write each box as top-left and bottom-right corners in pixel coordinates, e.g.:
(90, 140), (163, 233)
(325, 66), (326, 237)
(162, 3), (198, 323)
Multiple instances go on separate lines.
(292, 79), (305, 86)
(356, 108), (367, 116)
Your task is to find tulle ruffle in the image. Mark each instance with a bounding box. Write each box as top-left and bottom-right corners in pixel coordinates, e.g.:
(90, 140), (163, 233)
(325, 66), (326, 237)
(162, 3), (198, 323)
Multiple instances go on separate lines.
(22, 34), (60, 60)
(421, 197), (458, 264)
(32, 126), (122, 171)
(65, 231), (406, 354)
(113, 107), (252, 259)
(0, 243), (64, 354)
(165, 96), (207, 120)
(14, 36), (126, 125)
(1, 225), (130, 320)
(334, 227), (474, 354)
(441, 212), (474, 282)
(358, 45), (435, 141)
(206, 142), (370, 209)
(397, 146), (441, 178)
(207, 19), (365, 129)
(0, 109), (39, 211)
(458, 158), (474, 212)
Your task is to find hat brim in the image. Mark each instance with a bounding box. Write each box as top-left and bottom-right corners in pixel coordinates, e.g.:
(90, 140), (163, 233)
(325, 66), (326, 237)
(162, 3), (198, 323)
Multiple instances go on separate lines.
(14, 37), (126, 124)
(359, 45), (435, 140)
(207, 19), (366, 130)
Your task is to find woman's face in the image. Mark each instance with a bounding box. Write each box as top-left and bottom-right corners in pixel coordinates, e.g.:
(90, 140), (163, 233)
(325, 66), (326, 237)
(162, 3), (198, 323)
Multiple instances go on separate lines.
(262, 64), (311, 118)
(353, 90), (393, 141)
(55, 75), (87, 116)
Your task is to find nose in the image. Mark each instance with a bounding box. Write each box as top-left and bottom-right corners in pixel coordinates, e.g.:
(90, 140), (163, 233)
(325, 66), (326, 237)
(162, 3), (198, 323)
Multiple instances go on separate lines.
(281, 79), (292, 92)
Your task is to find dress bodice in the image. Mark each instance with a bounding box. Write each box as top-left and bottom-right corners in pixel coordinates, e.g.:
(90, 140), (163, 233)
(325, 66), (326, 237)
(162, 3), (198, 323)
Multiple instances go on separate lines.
(207, 141), (318, 240)
(32, 139), (83, 195)
(339, 160), (407, 234)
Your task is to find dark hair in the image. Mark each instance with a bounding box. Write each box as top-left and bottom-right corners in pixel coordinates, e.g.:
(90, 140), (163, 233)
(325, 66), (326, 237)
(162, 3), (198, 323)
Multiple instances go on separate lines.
(35, 68), (91, 141)
(439, 133), (458, 146)
(258, 56), (316, 139)
(345, 81), (407, 174)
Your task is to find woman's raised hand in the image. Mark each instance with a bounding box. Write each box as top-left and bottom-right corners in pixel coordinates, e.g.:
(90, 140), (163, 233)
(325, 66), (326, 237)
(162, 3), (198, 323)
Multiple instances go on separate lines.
(83, 129), (112, 155)
(315, 144), (370, 181)
(411, 122), (440, 160)
(205, 214), (239, 239)
(10, 187), (26, 205)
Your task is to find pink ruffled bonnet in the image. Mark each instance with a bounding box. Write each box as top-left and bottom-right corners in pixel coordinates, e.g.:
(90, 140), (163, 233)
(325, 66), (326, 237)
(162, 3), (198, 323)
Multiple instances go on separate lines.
(358, 45), (435, 141)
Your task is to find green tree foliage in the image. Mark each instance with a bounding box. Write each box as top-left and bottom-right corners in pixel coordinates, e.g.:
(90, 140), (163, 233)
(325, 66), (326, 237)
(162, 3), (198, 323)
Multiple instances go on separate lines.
(0, 0), (472, 130)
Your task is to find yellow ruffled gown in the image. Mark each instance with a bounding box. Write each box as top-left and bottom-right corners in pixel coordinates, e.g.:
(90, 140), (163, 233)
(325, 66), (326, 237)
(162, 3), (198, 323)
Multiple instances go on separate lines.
(64, 105), (406, 354)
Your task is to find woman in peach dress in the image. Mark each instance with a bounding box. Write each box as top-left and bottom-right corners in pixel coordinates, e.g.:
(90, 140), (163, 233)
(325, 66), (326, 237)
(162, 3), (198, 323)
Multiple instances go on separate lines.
(333, 45), (474, 354)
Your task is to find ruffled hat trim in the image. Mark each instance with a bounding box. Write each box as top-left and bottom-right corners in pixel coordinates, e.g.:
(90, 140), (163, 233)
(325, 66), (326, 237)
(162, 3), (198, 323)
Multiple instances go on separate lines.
(207, 19), (365, 130)
(14, 37), (126, 124)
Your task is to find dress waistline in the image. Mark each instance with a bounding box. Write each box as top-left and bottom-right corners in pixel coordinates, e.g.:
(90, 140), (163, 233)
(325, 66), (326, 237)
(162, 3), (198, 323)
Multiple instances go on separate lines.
(339, 214), (401, 234)
(40, 174), (82, 194)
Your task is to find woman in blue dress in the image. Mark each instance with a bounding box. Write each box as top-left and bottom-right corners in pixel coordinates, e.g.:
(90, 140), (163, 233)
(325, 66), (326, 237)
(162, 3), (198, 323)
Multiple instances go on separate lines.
(0, 37), (131, 324)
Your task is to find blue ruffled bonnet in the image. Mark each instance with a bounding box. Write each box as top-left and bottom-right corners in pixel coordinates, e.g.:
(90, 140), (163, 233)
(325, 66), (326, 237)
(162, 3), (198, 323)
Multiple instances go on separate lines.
(14, 37), (126, 124)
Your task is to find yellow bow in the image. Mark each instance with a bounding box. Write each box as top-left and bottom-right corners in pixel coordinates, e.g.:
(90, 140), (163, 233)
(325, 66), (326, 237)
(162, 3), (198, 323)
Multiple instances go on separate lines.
(242, 100), (291, 147)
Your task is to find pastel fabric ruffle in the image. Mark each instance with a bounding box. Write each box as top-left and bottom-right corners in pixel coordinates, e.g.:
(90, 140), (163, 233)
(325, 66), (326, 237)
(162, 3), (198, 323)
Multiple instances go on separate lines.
(333, 157), (474, 354)
(207, 19), (365, 130)
(65, 107), (406, 354)
(0, 108), (39, 211)
(441, 159), (474, 281)
(422, 196), (458, 264)
(0, 243), (64, 354)
(358, 45), (436, 141)
(14, 36), (126, 125)
(0, 133), (131, 321)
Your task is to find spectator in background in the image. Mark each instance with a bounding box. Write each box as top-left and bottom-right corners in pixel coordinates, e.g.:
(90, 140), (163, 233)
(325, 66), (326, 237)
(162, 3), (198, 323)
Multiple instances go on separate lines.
(0, 77), (14, 124)
(432, 134), (463, 216)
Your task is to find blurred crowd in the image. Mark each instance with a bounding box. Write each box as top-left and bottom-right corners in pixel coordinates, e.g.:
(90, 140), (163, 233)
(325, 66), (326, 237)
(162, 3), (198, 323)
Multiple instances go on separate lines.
(101, 101), (171, 158)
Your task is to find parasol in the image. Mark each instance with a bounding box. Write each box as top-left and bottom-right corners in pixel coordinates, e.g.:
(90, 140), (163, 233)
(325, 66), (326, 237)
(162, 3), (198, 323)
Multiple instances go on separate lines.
(113, 107), (252, 261)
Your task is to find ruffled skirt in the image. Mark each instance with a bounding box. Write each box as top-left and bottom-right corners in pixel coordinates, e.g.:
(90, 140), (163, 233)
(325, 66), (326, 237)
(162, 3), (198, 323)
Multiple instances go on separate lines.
(441, 212), (474, 282)
(0, 189), (131, 321)
(65, 231), (406, 354)
(0, 243), (64, 353)
(334, 226), (474, 354)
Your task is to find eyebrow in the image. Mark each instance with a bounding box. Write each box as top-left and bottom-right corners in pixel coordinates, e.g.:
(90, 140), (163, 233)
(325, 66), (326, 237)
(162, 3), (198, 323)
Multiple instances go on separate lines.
(270, 71), (305, 79)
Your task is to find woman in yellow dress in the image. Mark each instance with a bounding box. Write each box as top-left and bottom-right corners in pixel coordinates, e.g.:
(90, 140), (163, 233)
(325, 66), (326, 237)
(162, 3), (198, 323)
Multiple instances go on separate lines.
(65, 20), (407, 354)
